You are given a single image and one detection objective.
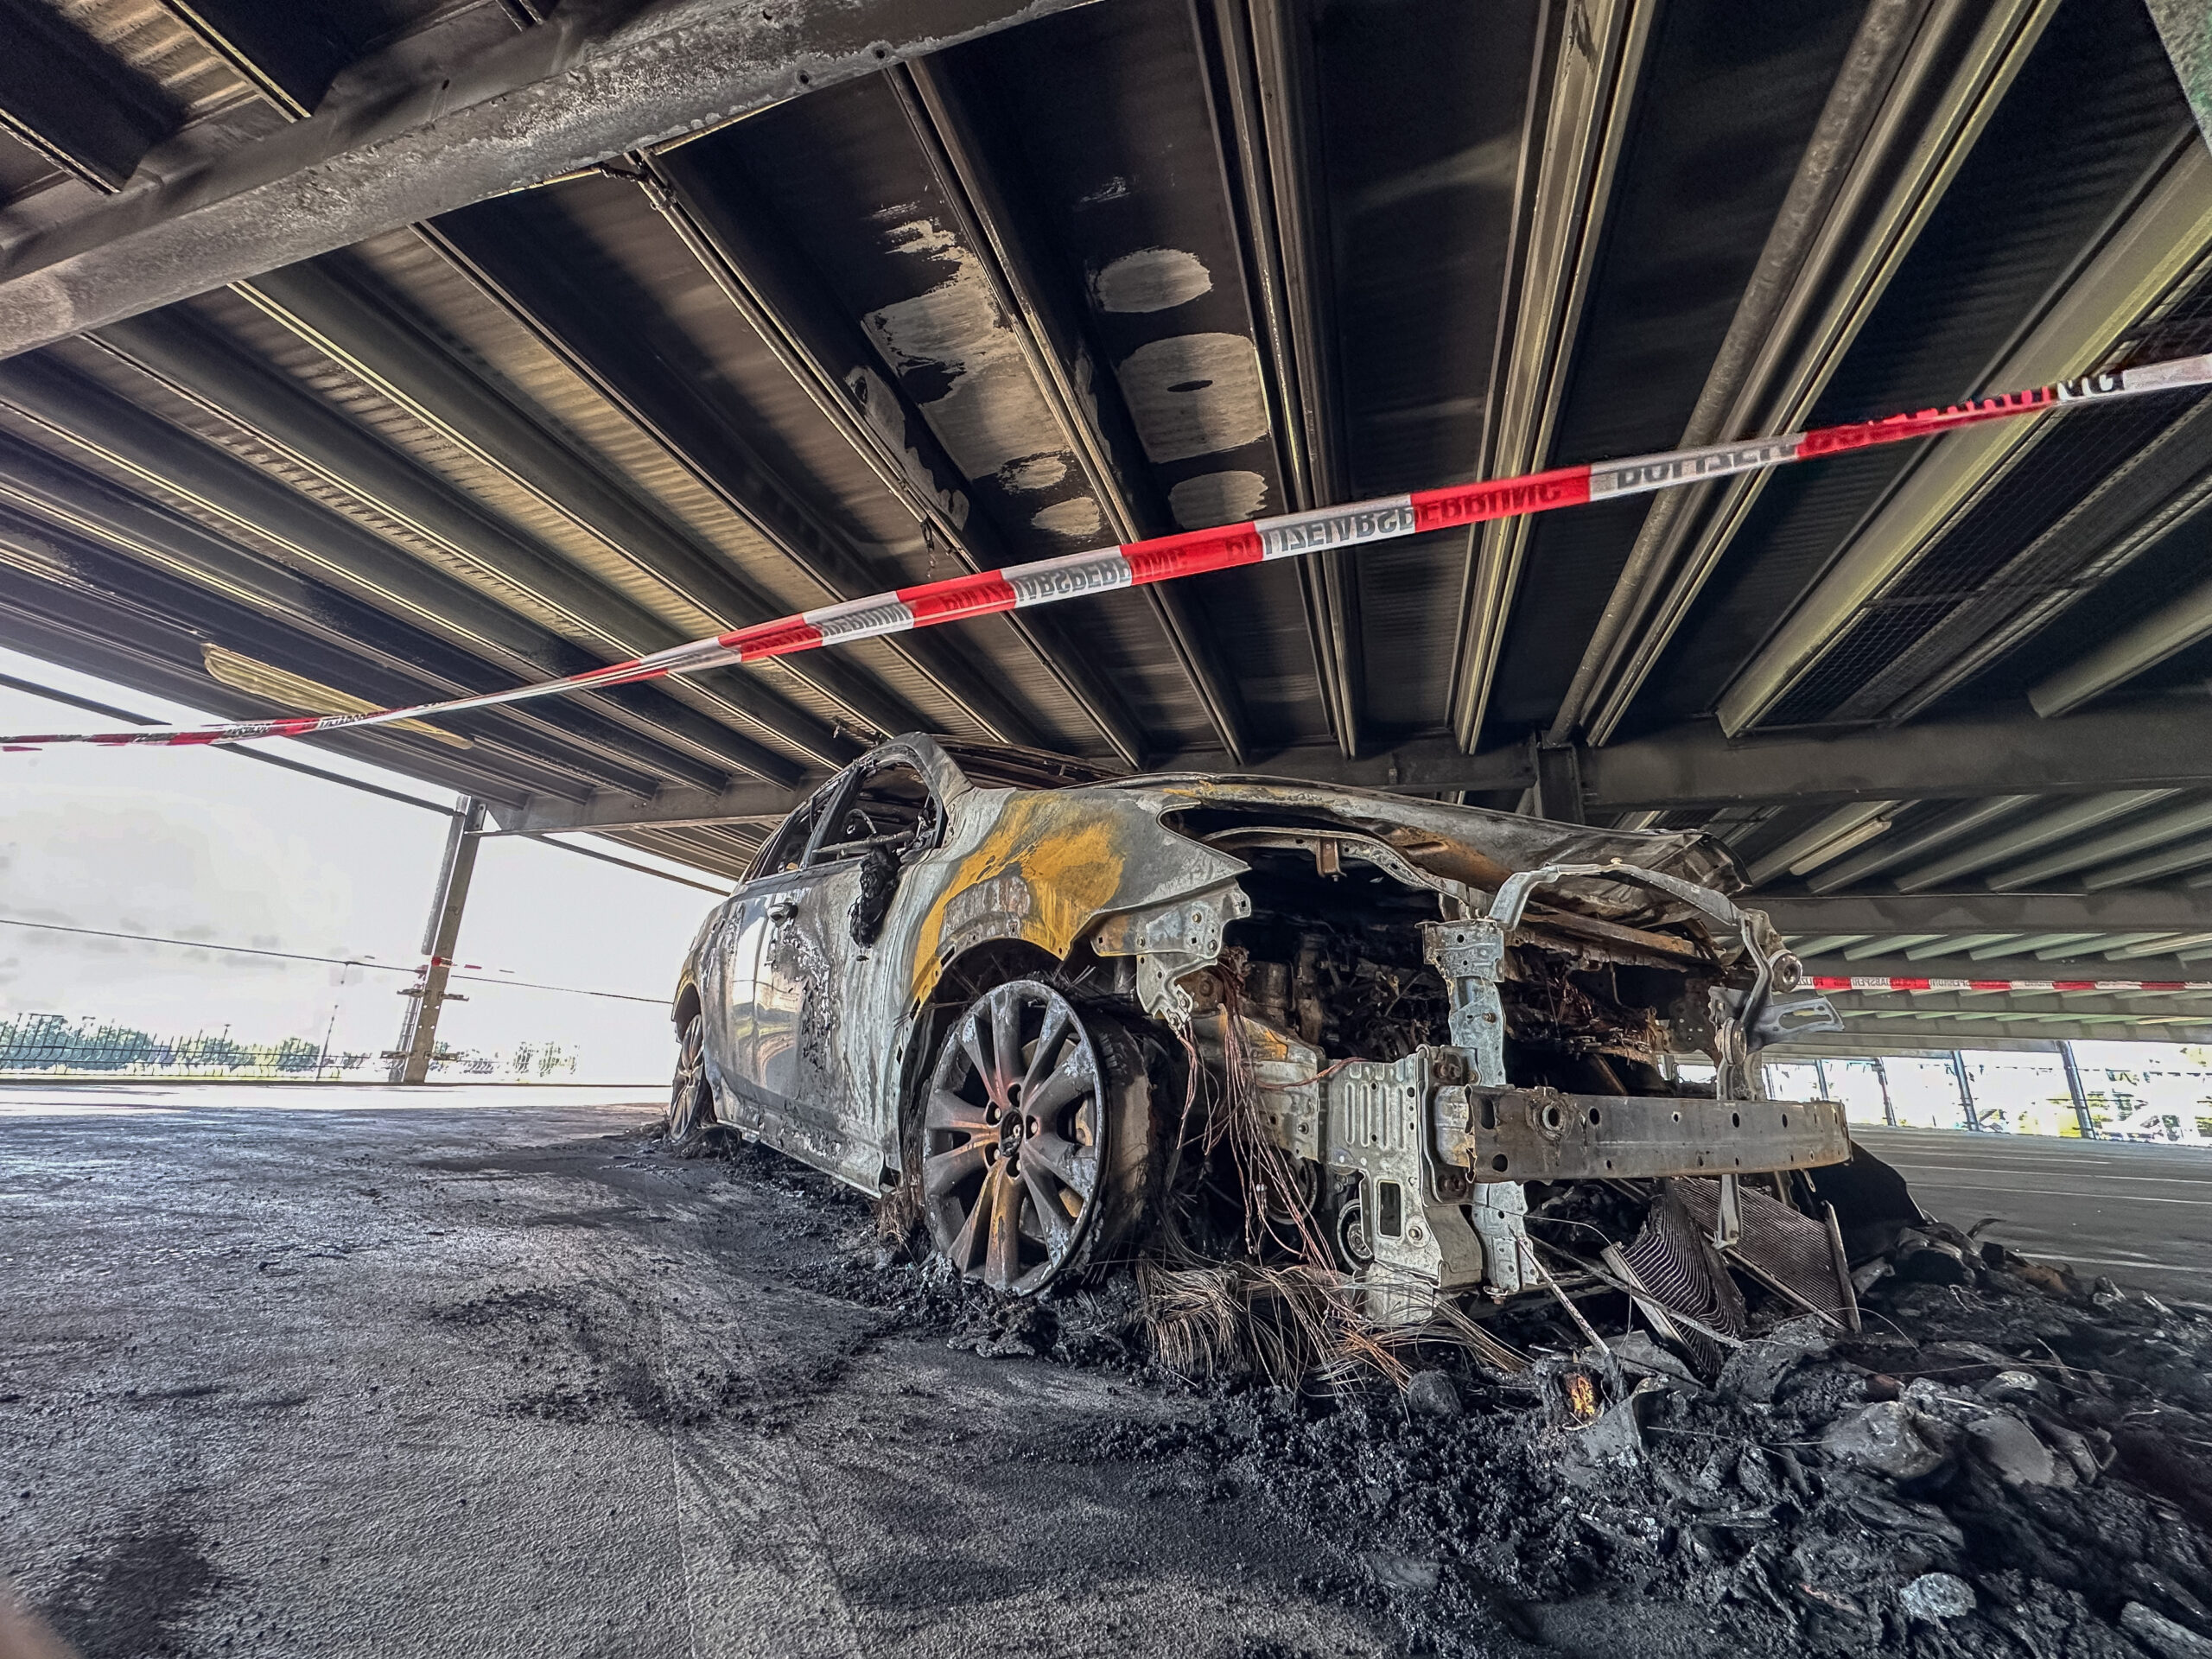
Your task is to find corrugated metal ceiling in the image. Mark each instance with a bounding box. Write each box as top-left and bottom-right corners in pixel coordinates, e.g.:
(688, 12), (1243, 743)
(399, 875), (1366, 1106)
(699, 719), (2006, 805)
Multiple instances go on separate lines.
(2, 0), (2212, 995)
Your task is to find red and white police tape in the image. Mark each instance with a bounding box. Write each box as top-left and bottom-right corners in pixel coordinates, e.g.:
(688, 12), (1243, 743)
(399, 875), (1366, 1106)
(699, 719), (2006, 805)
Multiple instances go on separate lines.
(1810, 976), (2212, 994)
(9, 351), (2212, 751)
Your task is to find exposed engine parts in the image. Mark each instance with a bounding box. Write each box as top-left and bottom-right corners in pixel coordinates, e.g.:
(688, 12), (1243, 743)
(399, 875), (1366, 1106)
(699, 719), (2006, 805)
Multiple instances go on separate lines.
(1113, 836), (1851, 1326)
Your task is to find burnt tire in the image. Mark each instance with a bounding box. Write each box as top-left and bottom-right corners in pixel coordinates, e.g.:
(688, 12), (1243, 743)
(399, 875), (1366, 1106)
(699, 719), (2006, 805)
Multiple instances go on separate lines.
(668, 1011), (715, 1146)
(920, 979), (1157, 1295)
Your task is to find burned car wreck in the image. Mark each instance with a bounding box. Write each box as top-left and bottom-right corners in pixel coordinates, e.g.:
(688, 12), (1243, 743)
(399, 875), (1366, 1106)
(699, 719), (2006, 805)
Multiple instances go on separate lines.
(670, 734), (1863, 1336)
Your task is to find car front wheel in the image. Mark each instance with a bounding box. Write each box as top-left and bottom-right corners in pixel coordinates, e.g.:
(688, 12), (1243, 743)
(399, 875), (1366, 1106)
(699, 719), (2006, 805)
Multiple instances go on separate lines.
(668, 1011), (715, 1146)
(920, 980), (1156, 1294)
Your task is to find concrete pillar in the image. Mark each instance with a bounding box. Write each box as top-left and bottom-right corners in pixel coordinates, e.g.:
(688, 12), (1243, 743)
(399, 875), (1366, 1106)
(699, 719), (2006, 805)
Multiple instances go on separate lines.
(391, 798), (486, 1084)
(2058, 1040), (2097, 1138)
(1949, 1050), (1980, 1131)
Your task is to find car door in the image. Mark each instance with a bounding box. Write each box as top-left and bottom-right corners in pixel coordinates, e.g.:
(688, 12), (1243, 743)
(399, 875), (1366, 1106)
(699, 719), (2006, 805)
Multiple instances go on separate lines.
(747, 755), (944, 1166)
(704, 789), (824, 1134)
(690, 894), (747, 1103)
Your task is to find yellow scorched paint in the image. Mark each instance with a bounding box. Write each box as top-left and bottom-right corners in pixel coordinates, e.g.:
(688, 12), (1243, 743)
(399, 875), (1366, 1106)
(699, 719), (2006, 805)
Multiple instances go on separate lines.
(907, 797), (1129, 996)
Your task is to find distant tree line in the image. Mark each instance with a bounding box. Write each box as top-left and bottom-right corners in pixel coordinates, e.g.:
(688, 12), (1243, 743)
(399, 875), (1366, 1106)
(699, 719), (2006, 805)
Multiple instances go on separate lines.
(0, 1013), (578, 1078)
(0, 1013), (326, 1072)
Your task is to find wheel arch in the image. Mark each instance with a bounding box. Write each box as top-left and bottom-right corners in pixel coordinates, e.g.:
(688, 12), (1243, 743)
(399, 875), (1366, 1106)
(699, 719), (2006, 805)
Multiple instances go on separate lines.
(671, 976), (702, 1034)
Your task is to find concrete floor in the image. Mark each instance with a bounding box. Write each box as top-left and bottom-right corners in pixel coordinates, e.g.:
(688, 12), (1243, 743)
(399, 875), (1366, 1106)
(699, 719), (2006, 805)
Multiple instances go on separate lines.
(4, 1088), (2206, 1656)
(0, 1089), (1383, 1659)
(1857, 1125), (2212, 1300)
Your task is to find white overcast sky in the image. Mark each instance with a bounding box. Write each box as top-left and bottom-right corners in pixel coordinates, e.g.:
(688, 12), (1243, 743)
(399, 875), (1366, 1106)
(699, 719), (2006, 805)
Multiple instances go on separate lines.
(0, 645), (728, 1083)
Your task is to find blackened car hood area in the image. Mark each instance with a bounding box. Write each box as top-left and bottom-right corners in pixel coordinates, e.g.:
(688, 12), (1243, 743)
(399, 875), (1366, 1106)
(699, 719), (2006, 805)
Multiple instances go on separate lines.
(1112, 774), (1746, 930)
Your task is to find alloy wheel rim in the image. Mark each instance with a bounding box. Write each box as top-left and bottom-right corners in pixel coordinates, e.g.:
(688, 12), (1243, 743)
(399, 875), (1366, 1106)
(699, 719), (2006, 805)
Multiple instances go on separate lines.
(923, 981), (1107, 1294)
(669, 1017), (709, 1138)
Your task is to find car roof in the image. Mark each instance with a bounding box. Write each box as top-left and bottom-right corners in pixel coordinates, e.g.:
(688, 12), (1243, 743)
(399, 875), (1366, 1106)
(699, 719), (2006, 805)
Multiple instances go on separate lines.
(920, 738), (1128, 791)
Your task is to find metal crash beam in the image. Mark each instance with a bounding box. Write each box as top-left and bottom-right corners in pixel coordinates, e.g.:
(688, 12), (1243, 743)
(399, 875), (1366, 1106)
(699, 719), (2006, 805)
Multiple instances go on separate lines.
(1432, 1086), (1850, 1183)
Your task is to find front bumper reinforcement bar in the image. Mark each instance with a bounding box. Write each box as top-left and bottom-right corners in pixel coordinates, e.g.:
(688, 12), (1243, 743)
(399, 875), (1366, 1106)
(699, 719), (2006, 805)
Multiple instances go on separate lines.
(1433, 1086), (1849, 1183)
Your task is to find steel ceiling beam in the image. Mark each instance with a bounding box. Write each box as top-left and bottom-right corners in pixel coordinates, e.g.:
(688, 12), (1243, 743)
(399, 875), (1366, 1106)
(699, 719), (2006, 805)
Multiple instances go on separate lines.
(1744, 798), (1903, 885)
(0, 662), (473, 816)
(1191, 0), (1358, 757)
(1891, 790), (2176, 890)
(156, 0), (381, 119)
(409, 213), (934, 748)
(2082, 833), (2212, 891)
(1765, 1033), (2078, 1056)
(1791, 950), (2202, 980)
(0, 579), (543, 808)
(238, 257), (880, 769)
(1817, 1013), (2212, 1043)
(2106, 931), (2212, 958)
(0, 497), (720, 804)
(1446, 0), (1656, 751)
(1785, 934), (1872, 957)
(1757, 890), (2212, 934)
(1717, 137), (2212, 734)
(1986, 797), (2212, 890)
(236, 258), (807, 615)
(1805, 793), (2035, 893)
(634, 147), (1146, 766)
(487, 781), (811, 836)
(0, 497), (688, 798)
(429, 194), (1040, 757)
(1549, 0), (1932, 743)
(1560, 0), (2056, 744)
(1841, 933), (1945, 958)
(1826, 990), (2212, 1019)
(607, 824), (761, 882)
(0, 357), (794, 785)
(0, 0), (1102, 359)
(629, 151), (1051, 751)
(2028, 519), (2212, 717)
(1852, 1009), (2212, 1032)
(1860, 375), (2212, 724)
(1833, 933), (1929, 958)
(891, 58), (1252, 764)
(1579, 702), (2212, 811)
(86, 305), (858, 771)
(0, 0), (177, 193)
(1142, 696), (2212, 807)
(1898, 934), (2018, 958)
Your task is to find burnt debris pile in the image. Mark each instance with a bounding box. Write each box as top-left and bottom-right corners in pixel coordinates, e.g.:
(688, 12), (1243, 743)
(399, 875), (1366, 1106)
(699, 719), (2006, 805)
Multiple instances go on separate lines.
(1097, 1197), (2212, 1658)
(720, 1113), (2212, 1657)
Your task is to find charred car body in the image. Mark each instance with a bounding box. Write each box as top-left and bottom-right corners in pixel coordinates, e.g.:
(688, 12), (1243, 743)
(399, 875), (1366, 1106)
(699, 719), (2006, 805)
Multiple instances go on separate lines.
(670, 735), (1855, 1324)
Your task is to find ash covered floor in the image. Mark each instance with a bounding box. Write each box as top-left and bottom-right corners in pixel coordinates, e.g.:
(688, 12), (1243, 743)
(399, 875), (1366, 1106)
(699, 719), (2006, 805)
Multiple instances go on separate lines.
(3, 1094), (2210, 1659)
